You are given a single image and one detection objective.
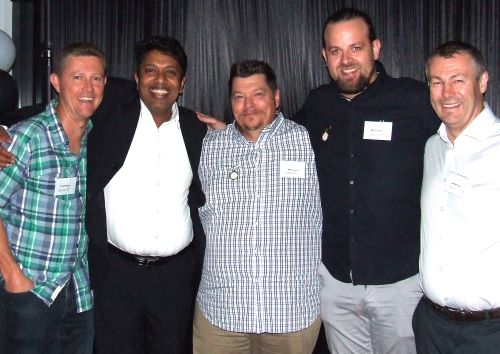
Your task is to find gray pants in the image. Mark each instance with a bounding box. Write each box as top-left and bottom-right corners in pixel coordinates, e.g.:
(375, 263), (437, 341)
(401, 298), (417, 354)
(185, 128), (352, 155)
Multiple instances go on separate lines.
(319, 263), (421, 354)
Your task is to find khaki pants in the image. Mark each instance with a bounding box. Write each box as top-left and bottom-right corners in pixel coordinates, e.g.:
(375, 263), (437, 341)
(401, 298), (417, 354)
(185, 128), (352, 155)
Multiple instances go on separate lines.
(193, 303), (321, 354)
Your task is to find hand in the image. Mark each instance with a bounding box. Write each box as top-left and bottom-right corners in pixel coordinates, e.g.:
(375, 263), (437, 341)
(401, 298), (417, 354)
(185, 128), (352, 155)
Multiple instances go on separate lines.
(0, 126), (14, 167)
(196, 112), (227, 131)
(4, 271), (34, 293)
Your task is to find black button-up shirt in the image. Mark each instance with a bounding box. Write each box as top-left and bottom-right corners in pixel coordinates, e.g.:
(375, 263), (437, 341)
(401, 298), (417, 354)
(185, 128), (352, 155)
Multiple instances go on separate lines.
(295, 62), (440, 285)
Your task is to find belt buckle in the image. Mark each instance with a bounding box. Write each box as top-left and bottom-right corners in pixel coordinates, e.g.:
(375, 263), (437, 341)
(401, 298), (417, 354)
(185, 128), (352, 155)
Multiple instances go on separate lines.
(449, 308), (468, 321)
(136, 256), (159, 266)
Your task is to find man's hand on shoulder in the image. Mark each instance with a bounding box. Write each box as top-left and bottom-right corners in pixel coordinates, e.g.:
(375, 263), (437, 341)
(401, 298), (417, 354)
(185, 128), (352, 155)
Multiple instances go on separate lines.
(196, 112), (227, 131)
(0, 126), (14, 167)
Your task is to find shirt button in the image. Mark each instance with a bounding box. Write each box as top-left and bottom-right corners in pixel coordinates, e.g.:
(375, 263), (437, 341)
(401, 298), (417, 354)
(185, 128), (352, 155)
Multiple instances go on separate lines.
(350, 153), (355, 158)
(349, 180), (354, 185)
(349, 209), (355, 215)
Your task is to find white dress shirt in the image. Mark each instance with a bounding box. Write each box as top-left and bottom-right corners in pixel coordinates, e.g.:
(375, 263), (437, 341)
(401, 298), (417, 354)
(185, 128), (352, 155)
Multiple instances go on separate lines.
(420, 105), (500, 310)
(104, 101), (193, 256)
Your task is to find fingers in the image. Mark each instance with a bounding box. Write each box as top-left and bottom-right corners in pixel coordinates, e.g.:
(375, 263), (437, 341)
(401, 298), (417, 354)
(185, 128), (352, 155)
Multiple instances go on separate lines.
(0, 127), (15, 167)
(196, 112), (227, 131)
(0, 147), (15, 168)
(0, 126), (12, 144)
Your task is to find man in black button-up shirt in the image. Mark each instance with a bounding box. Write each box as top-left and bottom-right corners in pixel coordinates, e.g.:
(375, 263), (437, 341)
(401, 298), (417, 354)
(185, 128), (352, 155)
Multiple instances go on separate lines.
(295, 8), (440, 354)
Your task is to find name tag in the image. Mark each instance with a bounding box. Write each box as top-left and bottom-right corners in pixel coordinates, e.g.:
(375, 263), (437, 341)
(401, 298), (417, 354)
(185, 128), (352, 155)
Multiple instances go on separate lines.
(445, 172), (468, 197)
(54, 177), (77, 196)
(363, 121), (393, 141)
(280, 161), (305, 179)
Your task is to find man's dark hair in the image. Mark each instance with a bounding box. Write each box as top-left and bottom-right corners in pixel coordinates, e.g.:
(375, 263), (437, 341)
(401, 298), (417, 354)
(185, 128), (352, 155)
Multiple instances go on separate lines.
(426, 41), (487, 80)
(322, 8), (377, 48)
(228, 60), (277, 96)
(134, 36), (188, 76)
(53, 42), (106, 76)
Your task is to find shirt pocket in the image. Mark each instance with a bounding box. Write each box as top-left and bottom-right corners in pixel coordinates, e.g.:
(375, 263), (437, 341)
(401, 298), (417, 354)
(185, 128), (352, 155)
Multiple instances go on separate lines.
(26, 165), (80, 198)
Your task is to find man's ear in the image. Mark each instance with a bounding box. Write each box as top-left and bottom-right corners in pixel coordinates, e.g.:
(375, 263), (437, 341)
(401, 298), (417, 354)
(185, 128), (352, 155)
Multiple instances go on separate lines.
(372, 39), (381, 61)
(179, 76), (187, 95)
(50, 73), (61, 94)
(479, 71), (489, 94)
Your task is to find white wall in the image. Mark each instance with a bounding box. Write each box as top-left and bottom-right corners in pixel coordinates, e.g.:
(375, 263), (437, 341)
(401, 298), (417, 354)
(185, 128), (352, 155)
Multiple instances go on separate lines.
(0, 0), (12, 36)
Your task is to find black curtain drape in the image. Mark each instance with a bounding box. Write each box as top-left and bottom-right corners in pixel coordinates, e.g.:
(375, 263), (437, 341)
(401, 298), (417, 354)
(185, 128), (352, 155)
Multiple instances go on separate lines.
(12, 0), (500, 120)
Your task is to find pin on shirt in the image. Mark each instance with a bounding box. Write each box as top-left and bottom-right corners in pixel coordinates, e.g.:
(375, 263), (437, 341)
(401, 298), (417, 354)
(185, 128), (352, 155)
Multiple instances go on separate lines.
(229, 167), (239, 180)
(322, 126), (332, 142)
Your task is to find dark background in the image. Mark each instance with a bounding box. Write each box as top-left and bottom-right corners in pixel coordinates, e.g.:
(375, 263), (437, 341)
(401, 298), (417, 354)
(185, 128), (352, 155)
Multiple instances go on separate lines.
(10, 0), (500, 121)
(6, 1), (499, 352)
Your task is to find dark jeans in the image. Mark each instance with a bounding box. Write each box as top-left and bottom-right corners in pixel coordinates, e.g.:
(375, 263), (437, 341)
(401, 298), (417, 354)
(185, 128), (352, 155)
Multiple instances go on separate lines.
(413, 296), (500, 354)
(0, 280), (94, 354)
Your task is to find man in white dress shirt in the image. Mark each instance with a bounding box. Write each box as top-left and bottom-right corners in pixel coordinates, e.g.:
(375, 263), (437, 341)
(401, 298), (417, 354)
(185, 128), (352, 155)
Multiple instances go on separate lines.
(413, 40), (500, 353)
(85, 36), (207, 354)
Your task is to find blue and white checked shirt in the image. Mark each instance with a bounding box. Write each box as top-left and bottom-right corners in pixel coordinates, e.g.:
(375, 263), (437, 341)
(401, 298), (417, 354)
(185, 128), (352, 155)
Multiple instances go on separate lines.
(197, 112), (322, 333)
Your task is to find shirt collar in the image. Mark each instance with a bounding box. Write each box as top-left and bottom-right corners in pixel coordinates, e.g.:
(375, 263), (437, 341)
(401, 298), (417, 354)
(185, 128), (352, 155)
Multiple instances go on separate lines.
(437, 104), (497, 144)
(230, 112), (285, 145)
(47, 99), (93, 148)
(139, 99), (180, 128)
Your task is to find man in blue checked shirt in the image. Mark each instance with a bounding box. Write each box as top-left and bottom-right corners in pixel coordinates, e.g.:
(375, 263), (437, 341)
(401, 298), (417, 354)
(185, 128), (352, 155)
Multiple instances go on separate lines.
(193, 60), (322, 354)
(0, 43), (106, 354)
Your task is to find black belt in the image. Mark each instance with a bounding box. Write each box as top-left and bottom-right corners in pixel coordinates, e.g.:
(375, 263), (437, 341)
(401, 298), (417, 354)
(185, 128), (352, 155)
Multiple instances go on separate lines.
(108, 243), (173, 267)
(424, 296), (500, 322)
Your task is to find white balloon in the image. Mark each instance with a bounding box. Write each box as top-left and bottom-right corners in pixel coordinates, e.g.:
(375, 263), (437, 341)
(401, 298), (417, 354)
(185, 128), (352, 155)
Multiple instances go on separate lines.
(0, 30), (16, 72)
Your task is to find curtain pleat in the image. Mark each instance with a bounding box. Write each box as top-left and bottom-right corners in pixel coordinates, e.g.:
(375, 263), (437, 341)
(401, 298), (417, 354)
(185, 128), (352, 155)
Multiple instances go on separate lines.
(15, 0), (500, 119)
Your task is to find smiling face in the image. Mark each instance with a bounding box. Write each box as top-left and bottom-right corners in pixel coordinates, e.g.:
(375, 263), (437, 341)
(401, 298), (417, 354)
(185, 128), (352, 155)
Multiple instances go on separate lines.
(231, 73), (280, 142)
(322, 18), (380, 99)
(427, 53), (488, 142)
(50, 55), (106, 125)
(134, 49), (186, 126)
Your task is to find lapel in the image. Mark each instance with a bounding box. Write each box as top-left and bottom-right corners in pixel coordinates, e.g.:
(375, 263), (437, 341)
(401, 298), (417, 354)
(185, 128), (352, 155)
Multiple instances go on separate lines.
(178, 106), (204, 172)
(87, 94), (141, 199)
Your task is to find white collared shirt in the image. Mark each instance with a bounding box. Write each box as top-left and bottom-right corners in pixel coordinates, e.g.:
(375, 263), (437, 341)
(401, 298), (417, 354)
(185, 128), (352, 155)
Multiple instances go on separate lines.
(420, 105), (500, 310)
(104, 101), (193, 256)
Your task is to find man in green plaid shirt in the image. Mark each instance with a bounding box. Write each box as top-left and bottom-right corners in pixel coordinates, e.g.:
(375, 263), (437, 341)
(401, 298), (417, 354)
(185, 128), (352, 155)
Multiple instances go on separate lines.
(0, 43), (106, 354)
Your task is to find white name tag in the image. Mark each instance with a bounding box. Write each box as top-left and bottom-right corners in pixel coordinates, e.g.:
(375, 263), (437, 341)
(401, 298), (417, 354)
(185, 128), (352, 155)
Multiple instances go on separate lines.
(363, 121), (393, 141)
(445, 172), (468, 197)
(280, 161), (305, 179)
(54, 177), (77, 196)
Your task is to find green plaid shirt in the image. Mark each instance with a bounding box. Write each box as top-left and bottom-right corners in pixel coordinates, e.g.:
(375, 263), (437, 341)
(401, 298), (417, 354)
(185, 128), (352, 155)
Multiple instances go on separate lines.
(0, 100), (93, 312)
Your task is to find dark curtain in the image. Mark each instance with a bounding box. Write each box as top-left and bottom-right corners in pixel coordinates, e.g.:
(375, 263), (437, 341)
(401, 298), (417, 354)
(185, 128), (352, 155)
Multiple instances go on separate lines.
(12, 0), (500, 120)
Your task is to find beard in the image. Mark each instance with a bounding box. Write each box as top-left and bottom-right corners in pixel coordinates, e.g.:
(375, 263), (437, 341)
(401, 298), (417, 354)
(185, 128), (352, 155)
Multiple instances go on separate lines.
(335, 71), (372, 96)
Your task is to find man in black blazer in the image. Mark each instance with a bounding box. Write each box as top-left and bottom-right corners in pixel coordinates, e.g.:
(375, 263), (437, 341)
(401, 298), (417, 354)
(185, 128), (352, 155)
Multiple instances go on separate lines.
(85, 36), (206, 354)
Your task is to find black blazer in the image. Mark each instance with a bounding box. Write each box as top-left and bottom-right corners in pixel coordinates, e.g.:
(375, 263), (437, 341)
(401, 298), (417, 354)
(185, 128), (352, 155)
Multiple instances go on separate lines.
(85, 78), (206, 289)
